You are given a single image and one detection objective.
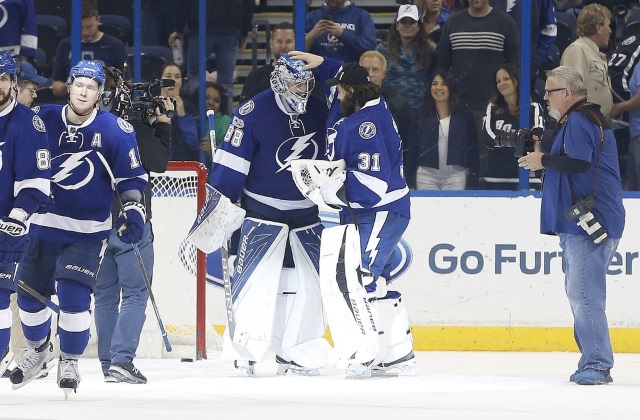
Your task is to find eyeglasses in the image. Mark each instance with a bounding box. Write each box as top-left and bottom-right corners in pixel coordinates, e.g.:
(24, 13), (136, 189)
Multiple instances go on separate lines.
(544, 87), (566, 96)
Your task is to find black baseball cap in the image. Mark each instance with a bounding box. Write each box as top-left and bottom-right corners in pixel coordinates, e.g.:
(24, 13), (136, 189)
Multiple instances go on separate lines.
(325, 62), (371, 87)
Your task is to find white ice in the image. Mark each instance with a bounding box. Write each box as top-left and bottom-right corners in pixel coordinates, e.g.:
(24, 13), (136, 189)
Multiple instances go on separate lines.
(2, 351), (640, 420)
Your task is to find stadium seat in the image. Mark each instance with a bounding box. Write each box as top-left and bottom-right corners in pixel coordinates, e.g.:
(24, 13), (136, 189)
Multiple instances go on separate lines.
(32, 86), (67, 107)
(99, 14), (131, 45)
(554, 11), (577, 56)
(36, 15), (67, 76)
(623, 20), (640, 40)
(127, 46), (173, 81)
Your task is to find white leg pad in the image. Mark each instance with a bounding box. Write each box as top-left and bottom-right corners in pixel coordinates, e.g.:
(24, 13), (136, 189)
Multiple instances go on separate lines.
(374, 297), (414, 366)
(272, 224), (330, 369)
(319, 224), (380, 365)
(221, 217), (288, 363)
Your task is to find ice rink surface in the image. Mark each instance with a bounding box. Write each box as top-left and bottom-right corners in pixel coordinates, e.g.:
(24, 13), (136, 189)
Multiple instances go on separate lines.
(2, 351), (640, 420)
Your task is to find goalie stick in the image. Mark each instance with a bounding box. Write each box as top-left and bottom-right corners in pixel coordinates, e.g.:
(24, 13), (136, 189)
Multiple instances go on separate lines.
(207, 109), (216, 157)
(18, 280), (60, 313)
(95, 151), (172, 353)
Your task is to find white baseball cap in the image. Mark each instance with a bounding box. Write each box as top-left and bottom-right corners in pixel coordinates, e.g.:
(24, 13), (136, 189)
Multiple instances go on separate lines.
(396, 4), (420, 22)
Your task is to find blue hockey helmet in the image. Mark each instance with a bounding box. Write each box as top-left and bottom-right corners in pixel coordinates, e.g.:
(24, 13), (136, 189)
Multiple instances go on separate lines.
(270, 53), (315, 114)
(67, 60), (106, 88)
(0, 51), (17, 78)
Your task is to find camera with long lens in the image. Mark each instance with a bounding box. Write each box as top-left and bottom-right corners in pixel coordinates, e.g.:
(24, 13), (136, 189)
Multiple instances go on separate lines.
(564, 195), (608, 244)
(513, 127), (543, 157)
(103, 65), (176, 122)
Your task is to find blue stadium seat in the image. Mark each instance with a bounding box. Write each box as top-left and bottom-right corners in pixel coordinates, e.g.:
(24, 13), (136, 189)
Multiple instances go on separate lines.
(554, 11), (577, 56)
(126, 46), (173, 82)
(100, 14), (131, 45)
(36, 15), (67, 77)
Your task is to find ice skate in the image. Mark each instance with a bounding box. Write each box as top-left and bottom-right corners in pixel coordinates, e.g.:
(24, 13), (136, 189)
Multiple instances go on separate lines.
(371, 352), (416, 377)
(234, 360), (256, 377)
(108, 362), (147, 384)
(57, 358), (80, 400)
(345, 362), (372, 379)
(1, 346), (13, 377)
(275, 356), (320, 376)
(10, 340), (55, 389)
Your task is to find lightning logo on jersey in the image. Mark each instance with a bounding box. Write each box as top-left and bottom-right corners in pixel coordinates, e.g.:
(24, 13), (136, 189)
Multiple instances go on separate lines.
(52, 151), (95, 190)
(276, 133), (319, 173)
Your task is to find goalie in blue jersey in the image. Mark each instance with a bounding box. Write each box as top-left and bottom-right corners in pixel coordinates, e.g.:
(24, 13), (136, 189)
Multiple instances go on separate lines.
(289, 52), (415, 377)
(9, 60), (148, 396)
(208, 54), (331, 377)
(0, 51), (51, 378)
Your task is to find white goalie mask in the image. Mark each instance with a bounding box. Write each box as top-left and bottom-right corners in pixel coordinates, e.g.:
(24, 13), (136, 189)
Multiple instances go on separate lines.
(270, 54), (315, 114)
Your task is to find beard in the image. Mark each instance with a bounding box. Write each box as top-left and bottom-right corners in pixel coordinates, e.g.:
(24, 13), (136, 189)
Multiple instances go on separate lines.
(548, 106), (562, 121)
(340, 94), (356, 117)
(0, 89), (11, 108)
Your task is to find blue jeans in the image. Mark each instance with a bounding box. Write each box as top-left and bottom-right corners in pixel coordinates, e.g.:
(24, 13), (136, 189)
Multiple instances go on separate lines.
(186, 33), (238, 111)
(626, 135), (640, 191)
(94, 223), (153, 374)
(559, 233), (619, 373)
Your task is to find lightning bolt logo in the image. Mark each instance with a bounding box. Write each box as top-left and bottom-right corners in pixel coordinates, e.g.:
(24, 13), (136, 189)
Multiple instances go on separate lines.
(52, 151), (95, 190)
(276, 132), (318, 173)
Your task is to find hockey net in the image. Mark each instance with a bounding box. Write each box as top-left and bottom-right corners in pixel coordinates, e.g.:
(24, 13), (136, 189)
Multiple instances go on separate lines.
(142, 161), (222, 360)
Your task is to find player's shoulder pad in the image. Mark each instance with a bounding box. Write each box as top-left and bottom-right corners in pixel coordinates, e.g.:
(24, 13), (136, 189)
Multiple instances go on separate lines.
(116, 116), (135, 134)
(236, 99), (255, 117)
(13, 103), (47, 133)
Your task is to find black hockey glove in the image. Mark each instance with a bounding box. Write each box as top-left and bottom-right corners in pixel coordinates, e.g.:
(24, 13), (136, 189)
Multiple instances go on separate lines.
(0, 217), (29, 265)
(116, 201), (146, 244)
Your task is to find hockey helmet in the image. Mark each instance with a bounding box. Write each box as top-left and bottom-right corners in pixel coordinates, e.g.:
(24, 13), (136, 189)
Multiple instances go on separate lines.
(0, 51), (17, 78)
(67, 60), (106, 89)
(270, 53), (315, 114)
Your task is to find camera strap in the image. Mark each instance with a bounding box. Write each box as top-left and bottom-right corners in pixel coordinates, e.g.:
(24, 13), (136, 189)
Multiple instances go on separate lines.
(566, 106), (605, 203)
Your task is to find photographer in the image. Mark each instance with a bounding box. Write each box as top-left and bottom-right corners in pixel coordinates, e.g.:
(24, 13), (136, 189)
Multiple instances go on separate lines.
(93, 67), (173, 384)
(518, 66), (625, 386)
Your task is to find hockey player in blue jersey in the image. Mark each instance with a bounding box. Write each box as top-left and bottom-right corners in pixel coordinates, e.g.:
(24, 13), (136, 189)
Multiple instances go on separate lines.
(9, 60), (148, 396)
(0, 51), (51, 377)
(290, 53), (415, 377)
(209, 54), (331, 376)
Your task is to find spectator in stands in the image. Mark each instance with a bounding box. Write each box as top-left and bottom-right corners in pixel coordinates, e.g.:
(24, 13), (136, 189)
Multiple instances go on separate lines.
(490, 0), (557, 78)
(0, 0), (38, 61)
(611, 60), (640, 190)
(560, 3), (613, 119)
(405, 70), (478, 190)
(241, 22), (295, 102)
(481, 64), (546, 189)
(415, 0), (452, 42)
(359, 50), (411, 150)
(141, 0), (177, 46)
(192, 81), (232, 176)
(168, 0), (254, 111)
(608, 34), (640, 106)
(16, 61), (48, 107)
(436, 0), (519, 182)
(160, 62), (199, 161)
(376, 5), (436, 113)
(305, 0), (377, 63)
(50, 0), (130, 97)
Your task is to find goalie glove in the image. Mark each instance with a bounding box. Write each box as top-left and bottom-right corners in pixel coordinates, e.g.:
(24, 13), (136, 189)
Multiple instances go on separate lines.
(291, 159), (347, 212)
(116, 201), (146, 244)
(0, 216), (29, 265)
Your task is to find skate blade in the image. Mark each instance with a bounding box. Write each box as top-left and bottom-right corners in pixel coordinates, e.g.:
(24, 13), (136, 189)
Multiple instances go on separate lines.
(63, 387), (77, 400)
(1, 352), (14, 377)
(108, 371), (146, 384)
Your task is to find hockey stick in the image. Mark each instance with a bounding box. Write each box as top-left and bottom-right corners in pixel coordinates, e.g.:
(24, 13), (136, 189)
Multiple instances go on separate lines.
(95, 151), (172, 352)
(18, 280), (60, 313)
(207, 109), (216, 156)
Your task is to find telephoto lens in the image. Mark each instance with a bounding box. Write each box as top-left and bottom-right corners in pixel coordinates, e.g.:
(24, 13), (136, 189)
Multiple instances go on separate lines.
(576, 212), (608, 244)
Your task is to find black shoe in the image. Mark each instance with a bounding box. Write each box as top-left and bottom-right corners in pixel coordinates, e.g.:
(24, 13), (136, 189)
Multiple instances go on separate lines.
(108, 362), (147, 384)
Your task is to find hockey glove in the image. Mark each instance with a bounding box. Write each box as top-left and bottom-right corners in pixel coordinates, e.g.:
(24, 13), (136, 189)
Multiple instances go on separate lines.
(0, 217), (29, 265)
(116, 202), (146, 244)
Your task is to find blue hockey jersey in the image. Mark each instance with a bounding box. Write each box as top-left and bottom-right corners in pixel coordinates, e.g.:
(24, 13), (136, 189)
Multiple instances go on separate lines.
(210, 90), (329, 226)
(0, 0), (38, 58)
(0, 100), (50, 218)
(30, 105), (148, 242)
(328, 97), (410, 219)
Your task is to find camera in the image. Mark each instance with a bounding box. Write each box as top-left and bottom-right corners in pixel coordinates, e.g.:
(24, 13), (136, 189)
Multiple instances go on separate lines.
(103, 65), (176, 122)
(564, 195), (608, 244)
(513, 127), (543, 157)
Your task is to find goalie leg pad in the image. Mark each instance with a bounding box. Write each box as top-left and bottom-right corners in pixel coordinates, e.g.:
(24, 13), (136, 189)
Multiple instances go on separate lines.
(372, 295), (415, 371)
(221, 217), (288, 363)
(319, 224), (380, 366)
(185, 184), (246, 253)
(272, 223), (330, 370)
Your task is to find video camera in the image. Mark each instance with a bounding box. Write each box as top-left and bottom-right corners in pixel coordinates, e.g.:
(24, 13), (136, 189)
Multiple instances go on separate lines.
(103, 64), (176, 122)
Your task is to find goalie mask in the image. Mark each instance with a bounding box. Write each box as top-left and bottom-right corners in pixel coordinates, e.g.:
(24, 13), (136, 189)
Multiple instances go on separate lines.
(270, 54), (315, 114)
